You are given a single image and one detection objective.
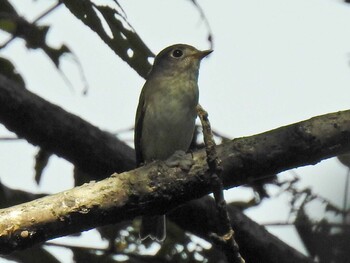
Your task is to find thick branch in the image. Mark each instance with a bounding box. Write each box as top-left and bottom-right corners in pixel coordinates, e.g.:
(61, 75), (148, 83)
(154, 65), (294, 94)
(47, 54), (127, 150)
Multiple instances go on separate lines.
(0, 74), (349, 260)
(219, 110), (350, 187)
(0, 74), (135, 177)
(1, 73), (349, 185)
(0, 109), (349, 253)
(170, 197), (315, 263)
(0, 183), (312, 263)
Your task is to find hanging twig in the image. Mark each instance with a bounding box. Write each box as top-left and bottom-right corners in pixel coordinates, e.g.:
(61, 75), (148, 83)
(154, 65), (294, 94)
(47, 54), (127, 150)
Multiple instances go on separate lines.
(0, 137), (21, 141)
(190, 0), (214, 49)
(32, 1), (63, 23)
(343, 169), (350, 224)
(196, 104), (245, 263)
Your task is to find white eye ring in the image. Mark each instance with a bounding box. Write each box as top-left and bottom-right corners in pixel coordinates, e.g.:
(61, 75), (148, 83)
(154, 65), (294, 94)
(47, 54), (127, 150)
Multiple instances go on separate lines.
(172, 49), (183, 58)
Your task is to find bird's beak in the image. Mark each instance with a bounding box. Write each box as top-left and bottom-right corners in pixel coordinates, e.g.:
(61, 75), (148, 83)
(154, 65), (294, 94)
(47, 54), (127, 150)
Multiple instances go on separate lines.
(193, 49), (213, 59)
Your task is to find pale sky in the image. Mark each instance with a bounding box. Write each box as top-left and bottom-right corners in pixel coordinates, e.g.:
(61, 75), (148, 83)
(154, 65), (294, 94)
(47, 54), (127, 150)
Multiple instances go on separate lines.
(1, 0), (350, 261)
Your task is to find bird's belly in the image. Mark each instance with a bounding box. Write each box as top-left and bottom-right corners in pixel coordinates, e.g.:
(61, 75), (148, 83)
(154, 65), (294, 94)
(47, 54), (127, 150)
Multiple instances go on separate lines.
(141, 105), (196, 162)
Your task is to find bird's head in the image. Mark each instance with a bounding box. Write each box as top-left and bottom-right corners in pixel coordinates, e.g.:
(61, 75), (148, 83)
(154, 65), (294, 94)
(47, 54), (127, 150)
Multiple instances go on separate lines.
(150, 44), (212, 77)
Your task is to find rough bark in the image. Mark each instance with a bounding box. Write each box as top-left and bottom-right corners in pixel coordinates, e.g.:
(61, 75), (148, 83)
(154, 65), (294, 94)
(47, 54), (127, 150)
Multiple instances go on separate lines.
(1, 75), (349, 261)
(0, 106), (349, 253)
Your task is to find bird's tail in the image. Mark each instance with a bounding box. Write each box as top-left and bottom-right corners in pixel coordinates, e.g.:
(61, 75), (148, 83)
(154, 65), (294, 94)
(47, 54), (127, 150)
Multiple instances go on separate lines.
(140, 215), (166, 242)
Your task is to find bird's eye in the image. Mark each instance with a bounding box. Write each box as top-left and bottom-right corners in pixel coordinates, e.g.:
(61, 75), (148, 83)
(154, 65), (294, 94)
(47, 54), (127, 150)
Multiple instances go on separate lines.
(172, 49), (183, 58)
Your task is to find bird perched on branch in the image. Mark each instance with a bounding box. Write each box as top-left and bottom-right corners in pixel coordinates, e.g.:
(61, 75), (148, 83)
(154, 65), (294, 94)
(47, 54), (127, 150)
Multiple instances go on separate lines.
(134, 44), (212, 241)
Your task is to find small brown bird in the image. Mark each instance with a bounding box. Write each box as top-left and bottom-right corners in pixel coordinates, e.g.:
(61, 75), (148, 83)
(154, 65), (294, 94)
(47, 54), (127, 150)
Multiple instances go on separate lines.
(134, 44), (212, 241)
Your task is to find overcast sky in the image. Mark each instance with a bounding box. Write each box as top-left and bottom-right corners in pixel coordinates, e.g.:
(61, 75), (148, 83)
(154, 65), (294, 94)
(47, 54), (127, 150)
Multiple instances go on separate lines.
(1, 0), (350, 260)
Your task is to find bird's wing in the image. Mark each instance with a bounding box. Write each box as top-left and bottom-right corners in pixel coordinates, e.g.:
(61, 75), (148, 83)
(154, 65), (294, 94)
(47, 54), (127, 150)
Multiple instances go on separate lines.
(134, 87), (146, 167)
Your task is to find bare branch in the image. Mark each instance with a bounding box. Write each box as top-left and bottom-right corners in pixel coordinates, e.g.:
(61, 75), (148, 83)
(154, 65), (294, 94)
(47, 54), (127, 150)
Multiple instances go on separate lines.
(0, 107), (349, 253)
(170, 197), (316, 263)
(0, 74), (135, 178)
(197, 104), (244, 263)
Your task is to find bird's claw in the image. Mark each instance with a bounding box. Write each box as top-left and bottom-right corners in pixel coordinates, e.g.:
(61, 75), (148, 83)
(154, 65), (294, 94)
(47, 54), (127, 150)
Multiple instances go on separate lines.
(165, 150), (194, 170)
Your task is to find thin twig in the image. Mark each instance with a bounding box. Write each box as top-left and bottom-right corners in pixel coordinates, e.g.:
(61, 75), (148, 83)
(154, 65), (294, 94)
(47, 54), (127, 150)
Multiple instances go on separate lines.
(32, 2), (63, 23)
(196, 104), (245, 263)
(263, 221), (350, 230)
(0, 37), (15, 49)
(0, 137), (22, 141)
(343, 168), (350, 224)
(112, 125), (134, 135)
(190, 0), (214, 49)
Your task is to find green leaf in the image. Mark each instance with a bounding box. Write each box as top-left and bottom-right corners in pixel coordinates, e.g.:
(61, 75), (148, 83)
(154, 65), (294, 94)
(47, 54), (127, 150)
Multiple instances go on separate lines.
(0, 19), (16, 33)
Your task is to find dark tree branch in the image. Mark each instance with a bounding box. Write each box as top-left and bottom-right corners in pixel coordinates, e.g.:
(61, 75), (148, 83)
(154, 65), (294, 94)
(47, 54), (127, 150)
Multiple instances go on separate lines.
(0, 74), (135, 178)
(0, 181), (315, 263)
(0, 100), (349, 253)
(2, 72), (349, 187)
(2, 245), (61, 263)
(0, 75), (348, 261)
(170, 197), (315, 263)
(0, 182), (46, 208)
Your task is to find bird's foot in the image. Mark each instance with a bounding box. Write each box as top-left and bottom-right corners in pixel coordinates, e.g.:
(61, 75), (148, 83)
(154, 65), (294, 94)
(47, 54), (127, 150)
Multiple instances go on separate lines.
(165, 150), (194, 171)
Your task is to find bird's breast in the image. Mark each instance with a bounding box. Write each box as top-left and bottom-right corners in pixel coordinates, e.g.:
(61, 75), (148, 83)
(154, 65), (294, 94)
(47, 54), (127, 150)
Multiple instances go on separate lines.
(141, 80), (199, 161)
